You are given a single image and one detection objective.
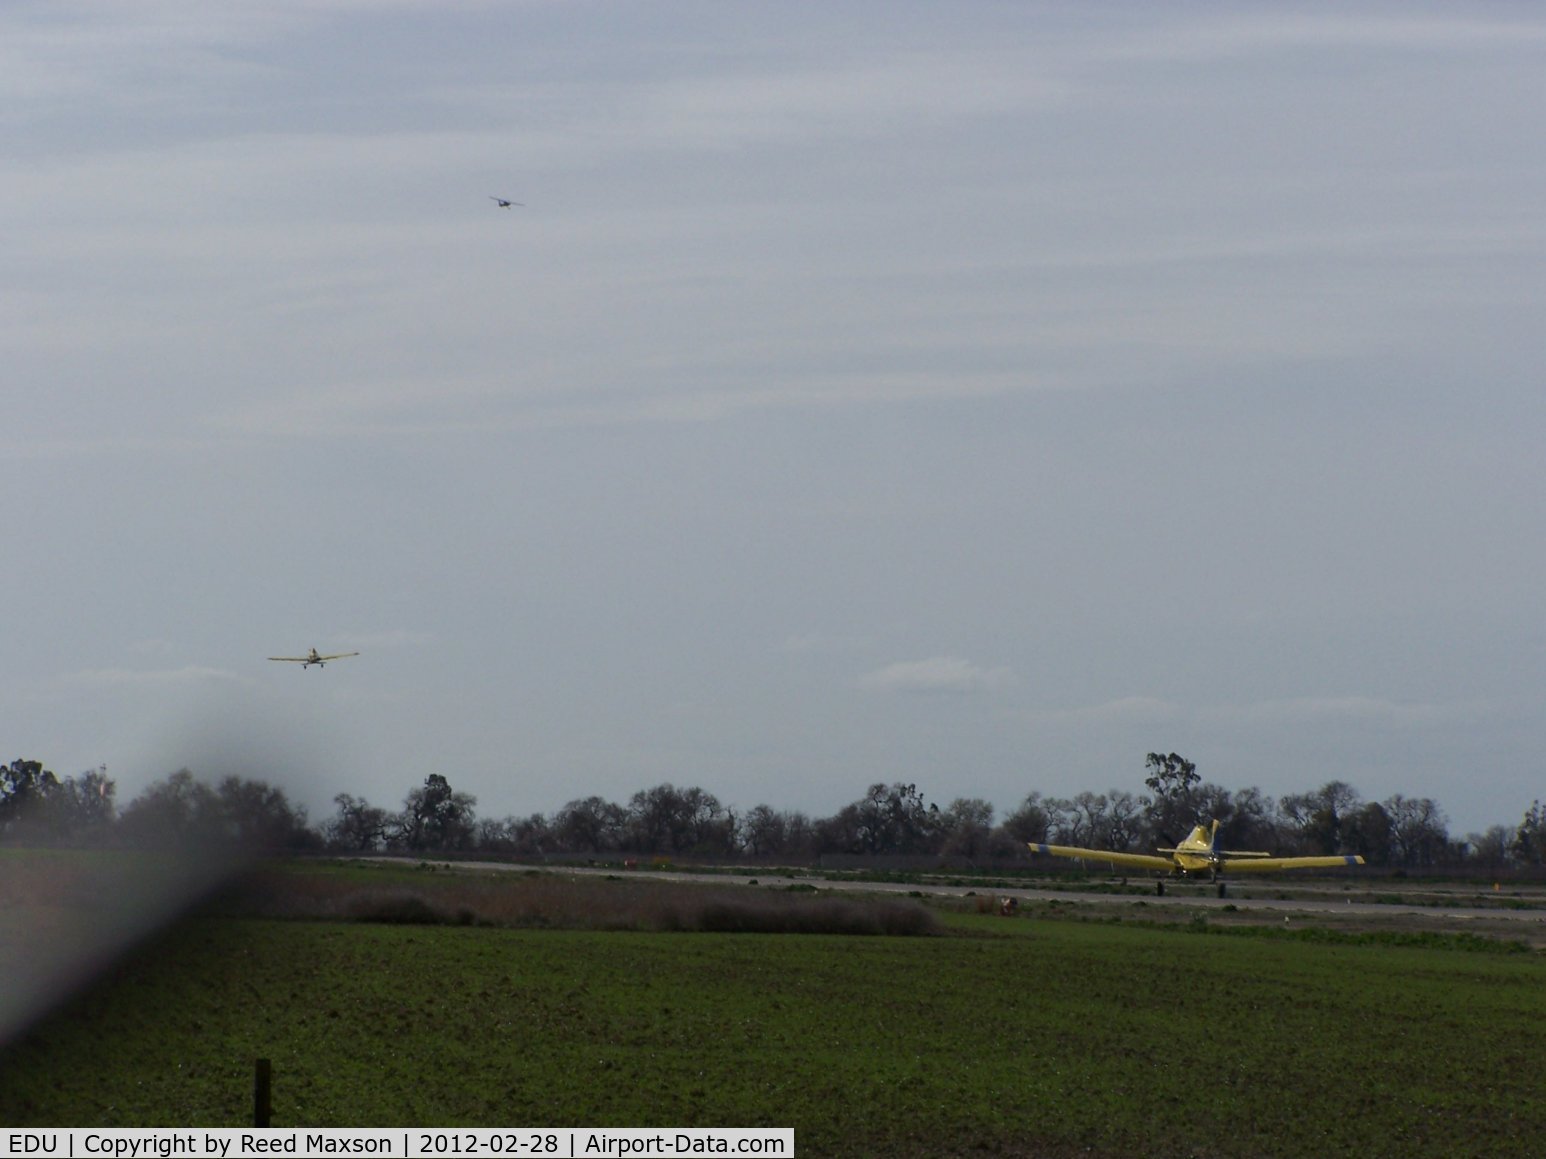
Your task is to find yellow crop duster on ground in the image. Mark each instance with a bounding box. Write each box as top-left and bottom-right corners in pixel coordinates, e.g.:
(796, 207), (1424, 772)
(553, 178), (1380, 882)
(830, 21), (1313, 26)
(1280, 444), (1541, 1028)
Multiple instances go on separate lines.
(1029, 820), (1365, 896)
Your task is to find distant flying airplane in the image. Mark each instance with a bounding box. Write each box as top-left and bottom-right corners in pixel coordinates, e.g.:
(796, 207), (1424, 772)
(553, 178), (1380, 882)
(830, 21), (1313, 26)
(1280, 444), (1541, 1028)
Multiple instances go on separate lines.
(267, 648), (360, 670)
(1028, 820), (1365, 897)
(489, 196), (523, 208)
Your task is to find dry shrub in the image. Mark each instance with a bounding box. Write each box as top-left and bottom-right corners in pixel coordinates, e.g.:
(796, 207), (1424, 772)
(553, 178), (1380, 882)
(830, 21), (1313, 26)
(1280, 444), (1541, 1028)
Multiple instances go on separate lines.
(216, 867), (940, 936)
(347, 893), (445, 925)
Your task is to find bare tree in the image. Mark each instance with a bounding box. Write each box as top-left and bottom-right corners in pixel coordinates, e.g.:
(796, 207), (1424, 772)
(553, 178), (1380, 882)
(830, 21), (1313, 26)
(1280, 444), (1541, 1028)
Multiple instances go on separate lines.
(859, 782), (941, 855)
(1281, 781), (1362, 855)
(1141, 752), (1200, 843)
(998, 792), (1051, 845)
(210, 775), (312, 849)
(1512, 801), (1546, 866)
(1104, 790), (1144, 852)
(1, 761), (116, 843)
(1384, 795), (1449, 868)
(0, 759), (60, 838)
(554, 796), (627, 853)
(1227, 786), (1279, 851)
(742, 804), (792, 858)
(937, 798), (995, 860)
(624, 783), (732, 855)
(325, 793), (391, 852)
(1468, 825), (1513, 872)
(116, 769), (218, 846)
(395, 773), (478, 851)
(1345, 800), (1393, 865)
(1067, 791), (1111, 846)
(116, 770), (310, 850)
(505, 812), (553, 856)
(1044, 797), (1089, 845)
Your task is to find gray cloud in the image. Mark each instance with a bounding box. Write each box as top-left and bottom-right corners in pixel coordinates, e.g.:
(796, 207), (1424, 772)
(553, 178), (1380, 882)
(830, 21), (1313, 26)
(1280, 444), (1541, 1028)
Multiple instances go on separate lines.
(60, 666), (245, 688)
(859, 657), (1015, 695)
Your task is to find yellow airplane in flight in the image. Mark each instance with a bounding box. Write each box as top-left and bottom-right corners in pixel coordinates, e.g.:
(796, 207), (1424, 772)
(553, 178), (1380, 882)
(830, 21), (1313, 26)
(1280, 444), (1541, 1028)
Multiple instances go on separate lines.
(267, 647), (360, 670)
(1028, 820), (1365, 896)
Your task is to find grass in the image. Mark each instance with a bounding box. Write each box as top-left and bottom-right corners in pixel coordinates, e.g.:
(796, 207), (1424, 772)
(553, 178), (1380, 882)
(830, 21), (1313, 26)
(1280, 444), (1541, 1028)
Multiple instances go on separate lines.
(4, 862), (1546, 1156)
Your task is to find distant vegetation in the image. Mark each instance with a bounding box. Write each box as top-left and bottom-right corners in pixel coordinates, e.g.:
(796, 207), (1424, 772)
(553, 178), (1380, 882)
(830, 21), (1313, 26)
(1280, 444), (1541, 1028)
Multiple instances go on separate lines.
(4, 751), (1545, 872)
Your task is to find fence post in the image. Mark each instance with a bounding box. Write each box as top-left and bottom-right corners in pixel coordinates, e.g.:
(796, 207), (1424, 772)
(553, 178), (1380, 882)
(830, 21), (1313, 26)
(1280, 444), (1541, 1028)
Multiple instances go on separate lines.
(254, 1058), (272, 1127)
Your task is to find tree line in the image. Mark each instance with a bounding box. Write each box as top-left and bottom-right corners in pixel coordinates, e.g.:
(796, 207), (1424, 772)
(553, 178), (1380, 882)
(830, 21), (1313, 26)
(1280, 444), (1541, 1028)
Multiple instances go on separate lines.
(3, 751), (1544, 871)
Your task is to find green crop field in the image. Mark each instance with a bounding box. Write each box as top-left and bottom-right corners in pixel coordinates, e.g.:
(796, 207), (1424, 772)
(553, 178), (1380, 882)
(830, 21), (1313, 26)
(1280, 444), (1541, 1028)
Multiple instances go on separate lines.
(3, 862), (1545, 1157)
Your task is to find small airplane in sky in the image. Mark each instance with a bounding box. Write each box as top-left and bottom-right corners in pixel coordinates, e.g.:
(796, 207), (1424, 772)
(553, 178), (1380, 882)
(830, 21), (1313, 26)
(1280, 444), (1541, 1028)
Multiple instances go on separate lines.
(267, 648), (360, 670)
(489, 196), (523, 208)
(1028, 820), (1365, 896)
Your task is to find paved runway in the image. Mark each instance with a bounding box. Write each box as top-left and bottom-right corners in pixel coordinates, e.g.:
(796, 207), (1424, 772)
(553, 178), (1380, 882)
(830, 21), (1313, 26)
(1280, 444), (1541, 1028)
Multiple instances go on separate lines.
(435, 858), (1546, 935)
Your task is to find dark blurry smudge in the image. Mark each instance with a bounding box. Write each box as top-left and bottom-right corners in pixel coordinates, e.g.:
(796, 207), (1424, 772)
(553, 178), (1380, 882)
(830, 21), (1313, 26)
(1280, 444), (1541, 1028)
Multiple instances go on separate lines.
(0, 842), (256, 1045)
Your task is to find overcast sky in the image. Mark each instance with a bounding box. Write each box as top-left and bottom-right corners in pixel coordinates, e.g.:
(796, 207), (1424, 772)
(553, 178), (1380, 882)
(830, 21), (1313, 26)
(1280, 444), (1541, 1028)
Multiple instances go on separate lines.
(5, 1), (1544, 839)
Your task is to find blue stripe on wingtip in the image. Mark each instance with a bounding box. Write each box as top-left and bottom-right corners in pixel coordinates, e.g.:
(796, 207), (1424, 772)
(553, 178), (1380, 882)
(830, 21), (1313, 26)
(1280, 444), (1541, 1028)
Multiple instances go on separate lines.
(1034, 844), (1050, 854)
(1345, 855), (1359, 865)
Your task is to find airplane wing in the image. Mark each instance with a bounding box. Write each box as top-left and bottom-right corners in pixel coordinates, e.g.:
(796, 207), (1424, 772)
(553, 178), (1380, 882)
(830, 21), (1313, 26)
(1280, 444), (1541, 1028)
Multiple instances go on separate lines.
(1027, 842), (1176, 872)
(1219, 854), (1366, 873)
(315, 652), (360, 661)
(268, 656), (308, 662)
